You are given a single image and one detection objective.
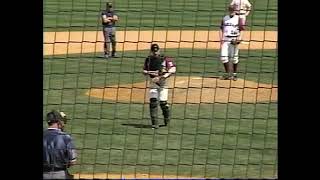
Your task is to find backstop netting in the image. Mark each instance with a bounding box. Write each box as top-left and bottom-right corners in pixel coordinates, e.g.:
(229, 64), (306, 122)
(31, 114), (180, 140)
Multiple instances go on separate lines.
(43, 0), (277, 179)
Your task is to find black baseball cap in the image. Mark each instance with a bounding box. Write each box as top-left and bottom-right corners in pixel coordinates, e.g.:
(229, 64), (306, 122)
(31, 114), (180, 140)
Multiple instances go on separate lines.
(46, 110), (67, 124)
(106, 2), (113, 8)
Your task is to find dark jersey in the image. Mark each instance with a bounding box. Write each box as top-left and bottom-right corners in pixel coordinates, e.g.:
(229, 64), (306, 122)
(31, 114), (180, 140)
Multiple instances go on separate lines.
(43, 128), (77, 170)
(101, 10), (117, 27)
(143, 55), (176, 78)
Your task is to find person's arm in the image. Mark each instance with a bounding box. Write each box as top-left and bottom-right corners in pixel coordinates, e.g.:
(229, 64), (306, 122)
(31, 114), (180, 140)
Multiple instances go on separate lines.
(162, 67), (176, 78)
(113, 14), (119, 22)
(162, 58), (176, 78)
(66, 136), (77, 167)
(237, 20), (245, 42)
(102, 14), (111, 23)
(68, 149), (77, 166)
(219, 20), (224, 45)
(143, 58), (149, 75)
(245, 0), (252, 16)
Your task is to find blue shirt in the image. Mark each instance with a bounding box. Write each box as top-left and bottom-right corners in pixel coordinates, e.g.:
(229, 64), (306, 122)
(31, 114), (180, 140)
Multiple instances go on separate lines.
(43, 128), (77, 170)
(101, 10), (117, 28)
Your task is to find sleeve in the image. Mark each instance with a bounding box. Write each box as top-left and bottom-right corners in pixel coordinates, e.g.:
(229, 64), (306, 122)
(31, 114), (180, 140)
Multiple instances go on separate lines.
(168, 57), (177, 75)
(165, 57), (176, 72)
(230, 0), (235, 5)
(167, 57), (176, 68)
(66, 135), (77, 162)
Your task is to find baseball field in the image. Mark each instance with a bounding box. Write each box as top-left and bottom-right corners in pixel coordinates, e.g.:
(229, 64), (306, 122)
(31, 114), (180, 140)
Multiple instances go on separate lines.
(44, 0), (277, 179)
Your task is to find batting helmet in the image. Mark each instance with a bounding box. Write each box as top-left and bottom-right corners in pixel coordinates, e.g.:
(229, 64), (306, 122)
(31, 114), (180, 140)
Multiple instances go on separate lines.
(150, 44), (160, 53)
(46, 110), (67, 124)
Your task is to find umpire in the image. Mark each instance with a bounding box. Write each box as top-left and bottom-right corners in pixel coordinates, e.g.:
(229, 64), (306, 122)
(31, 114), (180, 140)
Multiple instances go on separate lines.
(43, 110), (77, 179)
(101, 2), (119, 58)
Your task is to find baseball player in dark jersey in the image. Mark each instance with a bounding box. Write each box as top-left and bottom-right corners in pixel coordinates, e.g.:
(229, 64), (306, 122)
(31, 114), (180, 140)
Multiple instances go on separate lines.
(101, 2), (119, 58)
(143, 44), (176, 129)
(43, 110), (77, 179)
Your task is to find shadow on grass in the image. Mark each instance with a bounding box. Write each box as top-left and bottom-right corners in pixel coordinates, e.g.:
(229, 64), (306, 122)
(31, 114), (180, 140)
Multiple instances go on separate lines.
(121, 123), (167, 128)
(121, 123), (152, 128)
(204, 75), (221, 79)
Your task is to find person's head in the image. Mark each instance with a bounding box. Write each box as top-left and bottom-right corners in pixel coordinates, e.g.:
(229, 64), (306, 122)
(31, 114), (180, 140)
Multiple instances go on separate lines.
(46, 110), (68, 131)
(150, 43), (160, 56)
(106, 2), (113, 11)
(228, 4), (236, 16)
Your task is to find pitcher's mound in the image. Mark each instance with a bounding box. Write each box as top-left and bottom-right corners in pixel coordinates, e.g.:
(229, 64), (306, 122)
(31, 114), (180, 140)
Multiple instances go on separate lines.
(86, 76), (277, 103)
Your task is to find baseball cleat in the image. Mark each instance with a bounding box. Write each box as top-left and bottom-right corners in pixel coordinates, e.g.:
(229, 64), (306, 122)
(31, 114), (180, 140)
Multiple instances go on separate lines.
(232, 75), (238, 81)
(220, 74), (232, 80)
(104, 52), (110, 59)
(152, 125), (159, 129)
(164, 118), (170, 126)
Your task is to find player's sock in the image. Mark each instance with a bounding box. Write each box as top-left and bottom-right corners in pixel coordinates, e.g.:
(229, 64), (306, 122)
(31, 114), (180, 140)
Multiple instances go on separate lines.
(112, 50), (116, 57)
(223, 62), (229, 73)
(112, 42), (116, 56)
(104, 43), (108, 54)
(233, 63), (238, 73)
(160, 101), (170, 126)
(150, 98), (158, 126)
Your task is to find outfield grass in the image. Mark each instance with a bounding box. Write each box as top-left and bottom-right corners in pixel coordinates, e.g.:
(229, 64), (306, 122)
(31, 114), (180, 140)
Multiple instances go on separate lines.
(44, 0), (277, 31)
(43, 48), (277, 178)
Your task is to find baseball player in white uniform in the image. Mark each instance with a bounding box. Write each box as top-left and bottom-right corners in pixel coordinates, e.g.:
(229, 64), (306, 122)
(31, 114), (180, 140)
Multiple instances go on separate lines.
(219, 5), (245, 81)
(230, 0), (252, 26)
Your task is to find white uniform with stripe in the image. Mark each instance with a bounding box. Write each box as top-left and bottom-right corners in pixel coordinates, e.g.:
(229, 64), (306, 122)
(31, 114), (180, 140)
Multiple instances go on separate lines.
(230, 0), (252, 25)
(220, 14), (242, 64)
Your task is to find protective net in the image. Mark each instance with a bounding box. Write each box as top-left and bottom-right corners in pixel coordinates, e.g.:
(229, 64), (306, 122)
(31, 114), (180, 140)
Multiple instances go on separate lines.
(43, 0), (277, 178)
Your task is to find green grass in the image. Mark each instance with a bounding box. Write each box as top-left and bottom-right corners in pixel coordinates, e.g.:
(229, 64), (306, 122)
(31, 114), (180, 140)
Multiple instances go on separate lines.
(44, 0), (277, 31)
(43, 48), (277, 178)
(44, 48), (277, 86)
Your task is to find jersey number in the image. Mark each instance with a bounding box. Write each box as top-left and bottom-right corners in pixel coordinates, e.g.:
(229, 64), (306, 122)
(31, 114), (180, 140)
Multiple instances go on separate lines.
(230, 30), (238, 35)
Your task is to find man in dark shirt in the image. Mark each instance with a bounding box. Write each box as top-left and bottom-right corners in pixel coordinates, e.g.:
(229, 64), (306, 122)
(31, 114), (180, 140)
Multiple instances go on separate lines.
(43, 110), (77, 179)
(101, 2), (119, 58)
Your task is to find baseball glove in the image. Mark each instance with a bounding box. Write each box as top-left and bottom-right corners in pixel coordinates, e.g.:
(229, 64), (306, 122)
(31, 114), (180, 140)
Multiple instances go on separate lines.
(151, 76), (165, 83)
(151, 76), (166, 86)
(230, 39), (241, 45)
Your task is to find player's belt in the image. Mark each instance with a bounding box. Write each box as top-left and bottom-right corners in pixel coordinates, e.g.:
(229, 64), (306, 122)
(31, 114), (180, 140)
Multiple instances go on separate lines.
(226, 36), (238, 38)
(236, 13), (246, 15)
